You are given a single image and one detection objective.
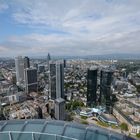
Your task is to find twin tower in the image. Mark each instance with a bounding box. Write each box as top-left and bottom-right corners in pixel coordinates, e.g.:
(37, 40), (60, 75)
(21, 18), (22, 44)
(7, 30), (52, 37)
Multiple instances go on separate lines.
(87, 68), (113, 113)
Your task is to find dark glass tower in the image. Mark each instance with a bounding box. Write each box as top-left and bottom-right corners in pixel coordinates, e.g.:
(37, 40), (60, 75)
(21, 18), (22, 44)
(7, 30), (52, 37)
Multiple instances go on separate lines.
(56, 62), (64, 99)
(47, 53), (51, 67)
(100, 70), (113, 113)
(63, 59), (66, 68)
(24, 56), (30, 69)
(24, 68), (38, 93)
(49, 62), (56, 99)
(49, 61), (64, 100)
(47, 53), (51, 61)
(87, 68), (98, 107)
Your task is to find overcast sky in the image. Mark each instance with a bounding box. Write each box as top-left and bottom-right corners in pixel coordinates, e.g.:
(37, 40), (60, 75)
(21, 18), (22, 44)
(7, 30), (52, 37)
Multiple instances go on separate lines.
(0, 0), (140, 57)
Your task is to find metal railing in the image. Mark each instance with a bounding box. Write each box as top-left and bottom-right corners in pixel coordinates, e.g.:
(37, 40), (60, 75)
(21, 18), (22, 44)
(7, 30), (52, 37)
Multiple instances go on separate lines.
(0, 131), (78, 140)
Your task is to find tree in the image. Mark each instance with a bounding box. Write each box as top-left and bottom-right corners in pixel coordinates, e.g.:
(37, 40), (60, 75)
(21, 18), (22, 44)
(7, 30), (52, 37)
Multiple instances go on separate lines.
(66, 102), (72, 111)
(81, 116), (87, 120)
(120, 123), (128, 131)
(79, 101), (84, 107)
(136, 85), (140, 93)
(136, 133), (140, 138)
(66, 100), (84, 111)
(81, 120), (88, 125)
(72, 100), (80, 110)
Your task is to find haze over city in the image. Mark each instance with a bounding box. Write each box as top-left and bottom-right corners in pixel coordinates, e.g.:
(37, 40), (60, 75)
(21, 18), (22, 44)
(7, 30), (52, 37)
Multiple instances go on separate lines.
(0, 0), (140, 57)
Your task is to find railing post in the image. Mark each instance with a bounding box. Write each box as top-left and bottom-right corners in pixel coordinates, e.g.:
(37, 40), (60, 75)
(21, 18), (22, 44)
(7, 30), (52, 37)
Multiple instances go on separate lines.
(8, 131), (12, 140)
(55, 134), (57, 140)
(32, 132), (35, 140)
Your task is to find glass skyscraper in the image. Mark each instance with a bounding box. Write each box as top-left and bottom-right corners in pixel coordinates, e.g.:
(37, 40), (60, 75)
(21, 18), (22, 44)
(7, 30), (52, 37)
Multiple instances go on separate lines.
(56, 62), (64, 99)
(49, 62), (56, 99)
(15, 56), (24, 85)
(87, 68), (98, 107)
(24, 56), (30, 69)
(24, 68), (38, 93)
(49, 61), (64, 100)
(100, 70), (113, 113)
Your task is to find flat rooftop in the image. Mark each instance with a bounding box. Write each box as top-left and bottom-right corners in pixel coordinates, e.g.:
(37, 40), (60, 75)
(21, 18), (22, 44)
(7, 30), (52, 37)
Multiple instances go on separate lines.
(0, 120), (135, 140)
(99, 113), (118, 124)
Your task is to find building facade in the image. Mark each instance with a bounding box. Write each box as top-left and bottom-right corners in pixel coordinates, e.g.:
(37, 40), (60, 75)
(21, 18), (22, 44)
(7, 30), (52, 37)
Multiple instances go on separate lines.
(113, 107), (140, 134)
(47, 53), (51, 67)
(100, 70), (113, 113)
(24, 68), (38, 93)
(24, 56), (30, 69)
(56, 62), (64, 99)
(64, 59), (66, 68)
(87, 68), (98, 107)
(55, 98), (65, 120)
(38, 65), (45, 73)
(15, 56), (24, 85)
(49, 62), (56, 99)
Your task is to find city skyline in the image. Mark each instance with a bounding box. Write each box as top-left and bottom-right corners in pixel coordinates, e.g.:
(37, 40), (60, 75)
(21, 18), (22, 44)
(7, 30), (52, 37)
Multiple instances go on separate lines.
(0, 54), (140, 138)
(0, 0), (140, 56)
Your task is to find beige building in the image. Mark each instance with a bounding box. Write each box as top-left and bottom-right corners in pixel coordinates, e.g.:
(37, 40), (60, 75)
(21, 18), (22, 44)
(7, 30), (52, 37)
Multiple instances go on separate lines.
(113, 107), (140, 134)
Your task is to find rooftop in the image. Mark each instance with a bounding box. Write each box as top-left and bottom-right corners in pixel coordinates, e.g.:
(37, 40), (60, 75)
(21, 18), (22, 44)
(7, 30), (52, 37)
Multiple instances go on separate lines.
(55, 98), (65, 103)
(0, 120), (135, 140)
(99, 113), (118, 125)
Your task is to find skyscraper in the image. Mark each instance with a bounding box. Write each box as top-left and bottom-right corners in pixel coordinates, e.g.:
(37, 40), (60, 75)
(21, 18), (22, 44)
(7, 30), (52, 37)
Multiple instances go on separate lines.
(38, 65), (45, 73)
(55, 98), (65, 120)
(87, 68), (98, 107)
(49, 61), (64, 100)
(63, 59), (66, 68)
(15, 56), (24, 85)
(49, 62), (56, 99)
(100, 69), (113, 113)
(47, 53), (51, 67)
(24, 56), (30, 69)
(56, 62), (64, 99)
(24, 68), (38, 93)
(33, 63), (38, 69)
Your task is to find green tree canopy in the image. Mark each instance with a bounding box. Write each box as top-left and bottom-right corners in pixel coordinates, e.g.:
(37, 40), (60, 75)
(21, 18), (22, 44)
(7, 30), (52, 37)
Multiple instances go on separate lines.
(66, 100), (84, 111)
(120, 123), (128, 131)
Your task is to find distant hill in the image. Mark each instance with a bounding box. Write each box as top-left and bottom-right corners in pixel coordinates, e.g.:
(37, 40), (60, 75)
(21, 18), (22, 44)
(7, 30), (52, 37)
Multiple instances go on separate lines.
(1, 53), (140, 60)
(51, 53), (140, 60)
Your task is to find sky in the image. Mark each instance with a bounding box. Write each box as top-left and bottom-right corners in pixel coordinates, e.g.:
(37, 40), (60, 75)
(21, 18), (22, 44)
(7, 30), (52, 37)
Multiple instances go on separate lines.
(0, 0), (140, 57)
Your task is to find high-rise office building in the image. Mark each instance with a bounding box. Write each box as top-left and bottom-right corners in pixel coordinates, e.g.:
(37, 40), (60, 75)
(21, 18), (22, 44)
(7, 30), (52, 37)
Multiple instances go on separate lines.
(33, 63), (38, 69)
(15, 56), (24, 85)
(100, 70), (113, 113)
(24, 68), (38, 93)
(87, 68), (98, 107)
(49, 62), (56, 99)
(49, 61), (64, 100)
(47, 53), (51, 61)
(56, 62), (64, 99)
(47, 53), (51, 67)
(55, 98), (65, 120)
(63, 59), (66, 68)
(38, 65), (45, 73)
(24, 56), (30, 69)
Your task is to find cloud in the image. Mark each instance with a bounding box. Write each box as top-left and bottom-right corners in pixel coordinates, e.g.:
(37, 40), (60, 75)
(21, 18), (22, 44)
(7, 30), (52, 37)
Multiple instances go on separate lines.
(0, 0), (140, 56)
(1, 29), (140, 56)
(0, 45), (9, 52)
(0, 1), (8, 12)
